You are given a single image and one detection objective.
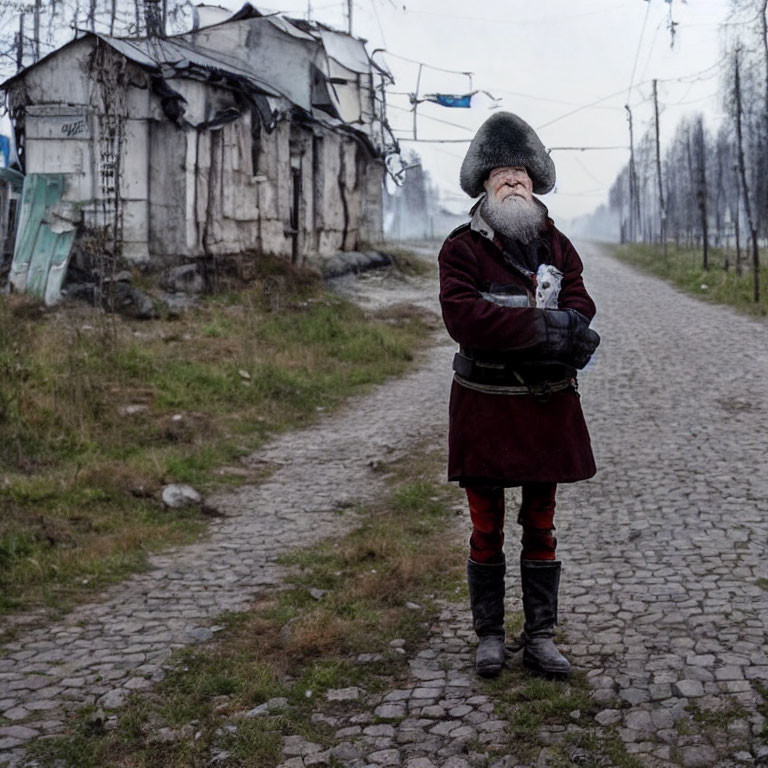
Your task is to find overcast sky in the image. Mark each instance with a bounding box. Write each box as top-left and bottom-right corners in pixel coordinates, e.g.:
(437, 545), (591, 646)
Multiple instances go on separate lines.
(216, 0), (738, 223)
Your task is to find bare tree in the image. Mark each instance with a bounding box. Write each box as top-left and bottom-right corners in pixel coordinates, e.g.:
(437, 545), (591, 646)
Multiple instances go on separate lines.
(733, 50), (761, 302)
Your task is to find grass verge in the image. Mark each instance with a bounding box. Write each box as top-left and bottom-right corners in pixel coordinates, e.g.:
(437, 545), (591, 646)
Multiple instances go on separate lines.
(610, 242), (768, 317)
(0, 252), (434, 622)
(27, 452), (465, 768)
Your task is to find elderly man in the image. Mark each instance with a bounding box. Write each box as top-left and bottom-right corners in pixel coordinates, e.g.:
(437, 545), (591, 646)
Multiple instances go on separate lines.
(438, 112), (600, 679)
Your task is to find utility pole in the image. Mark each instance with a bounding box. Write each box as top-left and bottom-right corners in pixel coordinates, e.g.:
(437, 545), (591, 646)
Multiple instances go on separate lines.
(33, 0), (41, 62)
(16, 13), (24, 72)
(413, 64), (424, 142)
(625, 105), (640, 242)
(653, 79), (666, 256)
(347, 0), (353, 35)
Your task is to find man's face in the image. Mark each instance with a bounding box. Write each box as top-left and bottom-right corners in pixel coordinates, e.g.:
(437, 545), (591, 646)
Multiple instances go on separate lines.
(484, 166), (533, 203)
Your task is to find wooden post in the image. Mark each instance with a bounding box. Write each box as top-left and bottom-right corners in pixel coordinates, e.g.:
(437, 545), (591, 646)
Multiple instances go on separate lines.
(625, 106), (634, 242)
(33, 0), (41, 62)
(413, 64), (423, 142)
(16, 13), (24, 72)
(653, 80), (666, 257)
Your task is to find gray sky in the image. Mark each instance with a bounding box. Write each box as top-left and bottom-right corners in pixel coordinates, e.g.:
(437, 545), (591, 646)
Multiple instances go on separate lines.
(219, 0), (736, 222)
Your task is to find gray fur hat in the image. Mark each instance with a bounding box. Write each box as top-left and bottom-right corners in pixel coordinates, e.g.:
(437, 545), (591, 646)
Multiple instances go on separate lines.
(459, 112), (555, 197)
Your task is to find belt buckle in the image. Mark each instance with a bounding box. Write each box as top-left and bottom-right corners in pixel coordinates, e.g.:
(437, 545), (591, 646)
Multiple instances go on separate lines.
(531, 381), (552, 403)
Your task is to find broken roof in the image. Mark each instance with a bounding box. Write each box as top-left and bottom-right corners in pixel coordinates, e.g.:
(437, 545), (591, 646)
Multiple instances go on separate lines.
(1, 2), (395, 153)
(1, 32), (282, 100)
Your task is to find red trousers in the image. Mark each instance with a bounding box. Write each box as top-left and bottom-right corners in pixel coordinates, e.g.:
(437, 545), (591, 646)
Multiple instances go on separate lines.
(466, 483), (557, 563)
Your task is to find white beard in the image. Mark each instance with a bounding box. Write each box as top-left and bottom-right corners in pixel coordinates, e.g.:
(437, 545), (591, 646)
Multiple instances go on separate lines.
(481, 193), (546, 244)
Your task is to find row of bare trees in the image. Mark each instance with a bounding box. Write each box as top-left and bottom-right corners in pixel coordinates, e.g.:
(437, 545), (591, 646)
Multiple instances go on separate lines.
(0, 0), (190, 80)
(608, 1), (768, 302)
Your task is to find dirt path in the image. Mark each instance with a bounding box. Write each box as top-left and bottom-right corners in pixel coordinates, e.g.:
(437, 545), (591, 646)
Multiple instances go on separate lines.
(2, 242), (768, 767)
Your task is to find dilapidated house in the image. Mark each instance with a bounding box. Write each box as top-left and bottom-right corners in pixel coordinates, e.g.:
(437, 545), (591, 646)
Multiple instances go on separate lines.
(1, 3), (398, 302)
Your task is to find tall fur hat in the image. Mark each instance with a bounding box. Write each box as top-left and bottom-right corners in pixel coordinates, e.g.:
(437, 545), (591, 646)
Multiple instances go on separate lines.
(459, 112), (556, 197)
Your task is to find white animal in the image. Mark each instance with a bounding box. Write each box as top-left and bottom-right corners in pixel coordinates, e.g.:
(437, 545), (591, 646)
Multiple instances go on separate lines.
(535, 264), (563, 309)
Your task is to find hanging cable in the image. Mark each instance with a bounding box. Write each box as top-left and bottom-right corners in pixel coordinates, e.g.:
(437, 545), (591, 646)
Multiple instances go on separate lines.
(373, 48), (472, 77)
(401, 4), (623, 26)
(387, 102), (475, 132)
(626, 0), (652, 104)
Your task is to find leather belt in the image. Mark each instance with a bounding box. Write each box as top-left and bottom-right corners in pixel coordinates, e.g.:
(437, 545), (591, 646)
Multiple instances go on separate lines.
(454, 373), (576, 399)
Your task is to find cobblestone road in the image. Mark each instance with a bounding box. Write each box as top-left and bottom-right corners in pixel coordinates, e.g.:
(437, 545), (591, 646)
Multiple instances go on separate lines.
(2, 243), (768, 767)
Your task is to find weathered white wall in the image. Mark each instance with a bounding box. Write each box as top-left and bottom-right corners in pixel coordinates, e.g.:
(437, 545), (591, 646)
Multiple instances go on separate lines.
(189, 18), (318, 111)
(9, 34), (385, 269)
(10, 39), (155, 262)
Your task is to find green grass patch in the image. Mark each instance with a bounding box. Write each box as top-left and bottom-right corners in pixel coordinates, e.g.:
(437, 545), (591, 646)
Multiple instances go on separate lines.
(482, 664), (642, 766)
(686, 699), (749, 732)
(0, 250), (433, 622)
(610, 243), (768, 317)
(27, 455), (464, 768)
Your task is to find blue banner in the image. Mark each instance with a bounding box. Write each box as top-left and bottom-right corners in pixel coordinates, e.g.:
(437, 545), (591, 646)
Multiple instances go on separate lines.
(423, 93), (473, 108)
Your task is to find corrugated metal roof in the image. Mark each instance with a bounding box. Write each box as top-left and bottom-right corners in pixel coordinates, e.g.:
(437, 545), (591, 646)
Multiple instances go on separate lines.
(265, 15), (316, 42)
(95, 34), (281, 98)
(0, 5), (395, 154)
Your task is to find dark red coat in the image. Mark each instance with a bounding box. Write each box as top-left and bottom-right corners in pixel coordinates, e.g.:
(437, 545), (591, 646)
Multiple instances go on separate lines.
(438, 219), (597, 487)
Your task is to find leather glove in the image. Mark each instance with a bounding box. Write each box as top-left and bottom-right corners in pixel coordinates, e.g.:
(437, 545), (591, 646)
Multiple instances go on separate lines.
(540, 308), (600, 369)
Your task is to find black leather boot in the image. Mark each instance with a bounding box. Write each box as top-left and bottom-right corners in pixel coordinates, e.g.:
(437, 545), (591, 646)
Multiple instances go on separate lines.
(467, 558), (506, 678)
(520, 559), (570, 679)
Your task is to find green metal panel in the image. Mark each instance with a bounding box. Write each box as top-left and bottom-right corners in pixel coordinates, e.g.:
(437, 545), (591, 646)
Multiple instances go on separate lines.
(9, 174), (77, 304)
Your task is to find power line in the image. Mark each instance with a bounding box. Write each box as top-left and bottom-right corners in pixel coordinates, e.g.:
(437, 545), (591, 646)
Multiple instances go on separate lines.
(638, 19), (664, 85)
(552, 189), (606, 197)
(626, 0), (652, 104)
(571, 153), (610, 189)
(548, 146), (629, 152)
(536, 86), (632, 131)
(387, 102), (475, 132)
(378, 49), (472, 77)
(396, 137), (472, 144)
(535, 61), (728, 132)
(401, 3), (624, 27)
(368, 0), (387, 48)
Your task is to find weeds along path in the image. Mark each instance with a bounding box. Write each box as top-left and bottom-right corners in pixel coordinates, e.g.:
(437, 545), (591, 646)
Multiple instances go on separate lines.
(0, 248), (456, 764)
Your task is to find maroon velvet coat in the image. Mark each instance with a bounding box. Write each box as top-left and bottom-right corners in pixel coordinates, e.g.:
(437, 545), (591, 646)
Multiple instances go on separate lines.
(438, 219), (597, 487)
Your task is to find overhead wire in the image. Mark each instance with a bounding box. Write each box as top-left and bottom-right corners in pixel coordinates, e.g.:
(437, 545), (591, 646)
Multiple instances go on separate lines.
(387, 102), (475, 132)
(536, 59), (729, 132)
(638, 20), (664, 84)
(400, 4), (625, 27)
(381, 49), (472, 77)
(368, 0), (387, 48)
(626, 0), (653, 104)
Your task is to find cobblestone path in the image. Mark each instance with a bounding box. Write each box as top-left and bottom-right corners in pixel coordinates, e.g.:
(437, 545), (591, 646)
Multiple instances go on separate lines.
(555, 246), (768, 766)
(2, 244), (768, 767)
